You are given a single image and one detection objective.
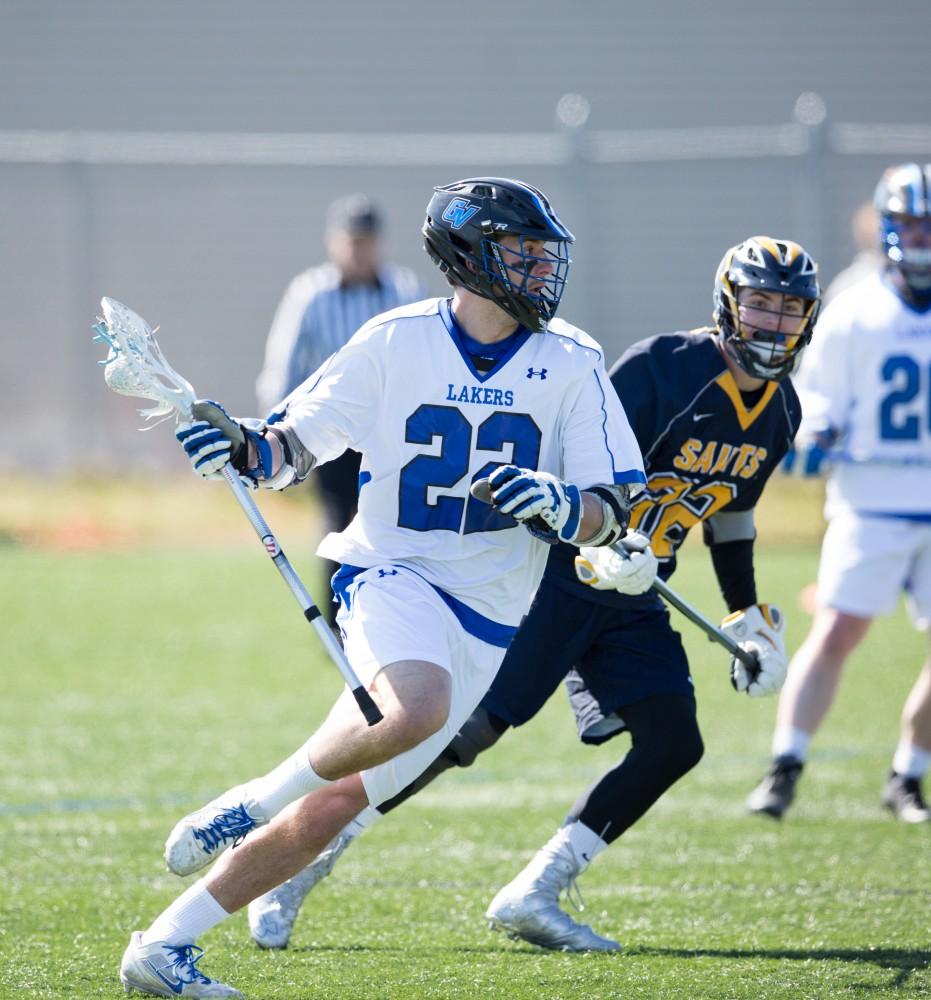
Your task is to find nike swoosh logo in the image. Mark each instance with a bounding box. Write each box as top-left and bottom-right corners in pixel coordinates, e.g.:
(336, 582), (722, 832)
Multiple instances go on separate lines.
(692, 413), (712, 422)
(147, 962), (184, 995)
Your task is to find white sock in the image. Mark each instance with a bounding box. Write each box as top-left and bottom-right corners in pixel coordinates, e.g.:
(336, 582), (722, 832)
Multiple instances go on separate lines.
(249, 743), (331, 819)
(140, 879), (229, 947)
(892, 741), (931, 780)
(549, 820), (609, 871)
(347, 805), (382, 837)
(771, 726), (811, 763)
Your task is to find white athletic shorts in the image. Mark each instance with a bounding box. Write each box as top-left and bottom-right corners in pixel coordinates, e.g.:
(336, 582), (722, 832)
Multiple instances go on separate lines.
(817, 512), (931, 627)
(334, 565), (507, 807)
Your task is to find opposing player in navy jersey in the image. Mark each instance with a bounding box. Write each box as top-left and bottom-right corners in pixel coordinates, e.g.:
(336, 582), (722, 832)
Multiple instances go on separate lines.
(247, 237), (822, 954)
(748, 164), (931, 823)
(118, 177), (644, 998)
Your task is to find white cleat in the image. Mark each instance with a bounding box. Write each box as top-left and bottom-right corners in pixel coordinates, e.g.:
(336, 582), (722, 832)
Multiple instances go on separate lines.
(249, 830), (356, 949)
(119, 931), (243, 998)
(485, 840), (620, 953)
(882, 771), (931, 823)
(165, 783), (268, 877)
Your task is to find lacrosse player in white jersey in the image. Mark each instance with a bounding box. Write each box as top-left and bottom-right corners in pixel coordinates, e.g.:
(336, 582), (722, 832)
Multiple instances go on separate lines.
(119, 177), (645, 998)
(749, 163), (931, 823)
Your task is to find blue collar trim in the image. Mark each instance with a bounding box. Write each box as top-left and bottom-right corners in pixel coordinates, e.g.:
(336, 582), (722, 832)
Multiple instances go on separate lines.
(438, 298), (533, 383)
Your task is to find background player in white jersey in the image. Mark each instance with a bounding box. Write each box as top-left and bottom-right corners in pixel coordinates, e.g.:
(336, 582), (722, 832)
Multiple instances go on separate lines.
(256, 194), (425, 625)
(119, 177), (645, 998)
(749, 163), (931, 823)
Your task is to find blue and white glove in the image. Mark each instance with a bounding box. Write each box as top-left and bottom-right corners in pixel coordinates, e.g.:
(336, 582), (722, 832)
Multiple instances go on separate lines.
(487, 464), (584, 544)
(721, 604), (787, 697)
(175, 399), (270, 483)
(574, 531), (658, 594)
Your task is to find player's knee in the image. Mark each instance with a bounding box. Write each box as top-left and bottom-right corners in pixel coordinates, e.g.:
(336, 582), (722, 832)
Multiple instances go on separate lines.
(630, 694), (703, 783)
(810, 610), (869, 661)
(394, 697), (449, 748)
(670, 715), (704, 777)
(442, 708), (508, 768)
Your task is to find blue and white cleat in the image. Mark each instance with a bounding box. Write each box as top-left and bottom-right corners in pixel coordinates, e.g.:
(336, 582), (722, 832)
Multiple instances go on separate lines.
(119, 932), (243, 998)
(165, 783), (268, 876)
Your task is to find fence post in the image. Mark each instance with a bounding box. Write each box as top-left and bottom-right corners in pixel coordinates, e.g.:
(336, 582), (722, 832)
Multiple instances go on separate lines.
(792, 92), (829, 264)
(555, 94), (596, 335)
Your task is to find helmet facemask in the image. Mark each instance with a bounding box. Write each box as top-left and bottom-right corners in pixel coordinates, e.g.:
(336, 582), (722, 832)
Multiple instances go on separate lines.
(880, 213), (931, 294)
(481, 232), (572, 330)
(719, 286), (819, 380)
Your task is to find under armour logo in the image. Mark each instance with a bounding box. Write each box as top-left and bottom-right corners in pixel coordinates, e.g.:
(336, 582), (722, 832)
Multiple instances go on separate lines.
(442, 198), (480, 230)
(526, 367), (548, 380)
(377, 569), (398, 578)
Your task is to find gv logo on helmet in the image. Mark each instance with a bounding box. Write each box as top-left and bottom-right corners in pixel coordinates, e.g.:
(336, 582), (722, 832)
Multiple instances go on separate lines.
(442, 198), (480, 230)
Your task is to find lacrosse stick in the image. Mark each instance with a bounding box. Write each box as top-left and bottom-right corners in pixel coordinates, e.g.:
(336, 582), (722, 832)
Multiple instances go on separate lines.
(469, 477), (759, 675)
(93, 297), (383, 725)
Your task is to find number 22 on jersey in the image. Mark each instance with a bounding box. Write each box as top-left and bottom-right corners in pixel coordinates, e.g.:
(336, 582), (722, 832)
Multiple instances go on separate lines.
(398, 404), (542, 534)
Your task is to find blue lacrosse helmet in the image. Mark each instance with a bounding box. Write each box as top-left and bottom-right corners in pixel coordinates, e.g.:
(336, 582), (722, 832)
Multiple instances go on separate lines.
(422, 177), (574, 332)
(875, 163), (931, 305)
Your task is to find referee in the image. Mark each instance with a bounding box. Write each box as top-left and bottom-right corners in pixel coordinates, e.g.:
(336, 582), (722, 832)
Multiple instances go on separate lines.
(256, 193), (426, 624)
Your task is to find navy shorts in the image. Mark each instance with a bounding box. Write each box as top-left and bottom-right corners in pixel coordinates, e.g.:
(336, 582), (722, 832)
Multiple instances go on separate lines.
(480, 577), (695, 745)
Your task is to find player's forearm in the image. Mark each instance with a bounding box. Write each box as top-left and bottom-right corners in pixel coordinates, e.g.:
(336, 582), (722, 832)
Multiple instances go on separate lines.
(576, 493), (607, 544)
(574, 484), (633, 547)
(710, 539), (757, 613)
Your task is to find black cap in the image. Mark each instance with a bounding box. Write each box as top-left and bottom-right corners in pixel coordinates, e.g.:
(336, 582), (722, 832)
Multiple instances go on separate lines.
(326, 193), (382, 236)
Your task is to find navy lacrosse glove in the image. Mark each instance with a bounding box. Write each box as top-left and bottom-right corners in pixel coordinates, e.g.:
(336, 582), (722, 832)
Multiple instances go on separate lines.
(176, 400), (272, 483)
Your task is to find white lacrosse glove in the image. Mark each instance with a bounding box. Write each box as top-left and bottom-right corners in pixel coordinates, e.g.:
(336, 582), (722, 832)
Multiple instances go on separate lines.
(574, 531), (658, 594)
(720, 603), (787, 697)
(176, 399), (269, 483)
(487, 464), (584, 544)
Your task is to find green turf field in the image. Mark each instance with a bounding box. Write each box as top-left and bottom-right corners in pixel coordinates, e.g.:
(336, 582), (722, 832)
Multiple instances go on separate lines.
(2, 480), (929, 998)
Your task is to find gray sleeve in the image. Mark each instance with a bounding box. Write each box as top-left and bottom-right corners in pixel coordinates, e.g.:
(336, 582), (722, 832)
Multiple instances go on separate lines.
(704, 508), (756, 544)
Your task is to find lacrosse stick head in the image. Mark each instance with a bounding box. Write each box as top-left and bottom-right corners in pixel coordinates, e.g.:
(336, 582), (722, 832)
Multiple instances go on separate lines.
(93, 297), (197, 426)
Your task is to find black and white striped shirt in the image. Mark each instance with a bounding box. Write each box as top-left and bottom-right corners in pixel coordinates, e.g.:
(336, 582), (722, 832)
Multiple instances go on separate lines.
(256, 261), (425, 414)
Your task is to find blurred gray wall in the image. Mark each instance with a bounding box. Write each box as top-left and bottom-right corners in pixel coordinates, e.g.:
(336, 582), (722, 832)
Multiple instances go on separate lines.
(1, 0), (930, 471)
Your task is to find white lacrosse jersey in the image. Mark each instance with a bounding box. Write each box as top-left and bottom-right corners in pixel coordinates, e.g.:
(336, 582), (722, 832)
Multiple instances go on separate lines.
(795, 271), (931, 517)
(276, 297), (645, 642)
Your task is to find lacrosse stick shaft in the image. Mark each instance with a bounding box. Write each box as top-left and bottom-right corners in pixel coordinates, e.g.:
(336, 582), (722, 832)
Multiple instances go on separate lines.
(220, 467), (383, 726)
(650, 573), (757, 669)
(605, 538), (755, 668)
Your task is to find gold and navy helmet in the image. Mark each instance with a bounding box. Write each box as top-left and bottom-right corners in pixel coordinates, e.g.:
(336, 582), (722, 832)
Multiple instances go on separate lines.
(423, 177), (574, 332)
(874, 163), (931, 303)
(713, 237), (821, 381)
